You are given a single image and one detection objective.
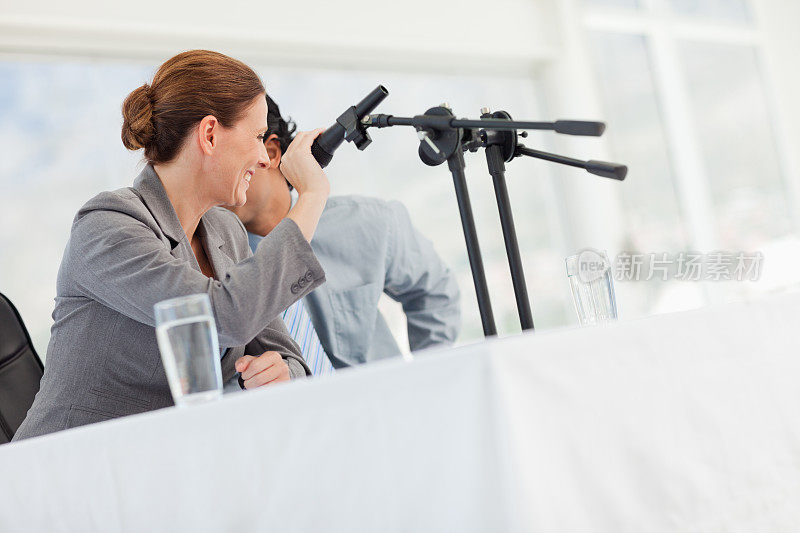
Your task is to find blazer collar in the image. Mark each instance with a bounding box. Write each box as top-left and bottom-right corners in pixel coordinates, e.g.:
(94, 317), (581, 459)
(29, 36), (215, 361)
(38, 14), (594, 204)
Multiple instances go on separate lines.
(132, 163), (186, 246)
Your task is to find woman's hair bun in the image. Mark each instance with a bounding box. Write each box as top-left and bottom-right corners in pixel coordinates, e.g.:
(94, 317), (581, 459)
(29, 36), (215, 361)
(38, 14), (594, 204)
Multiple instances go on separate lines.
(119, 50), (266, 164)
(121, 83), (155, 151)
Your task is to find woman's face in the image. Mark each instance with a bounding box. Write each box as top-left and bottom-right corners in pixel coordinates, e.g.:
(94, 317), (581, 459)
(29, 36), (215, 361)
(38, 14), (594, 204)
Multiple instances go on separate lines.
(227, 135), (292, 236)
(212, 95), (270, 207)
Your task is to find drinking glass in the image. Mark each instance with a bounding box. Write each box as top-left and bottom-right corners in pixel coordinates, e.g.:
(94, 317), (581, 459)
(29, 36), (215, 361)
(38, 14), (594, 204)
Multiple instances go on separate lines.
(565, 249), (618, 326)
(154, 293), (223, 406)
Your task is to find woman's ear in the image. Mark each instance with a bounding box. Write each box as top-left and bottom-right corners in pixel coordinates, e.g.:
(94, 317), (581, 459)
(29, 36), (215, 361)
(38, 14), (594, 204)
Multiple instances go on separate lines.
(198, 115), (219, 156)
(265, 134), (282, 166)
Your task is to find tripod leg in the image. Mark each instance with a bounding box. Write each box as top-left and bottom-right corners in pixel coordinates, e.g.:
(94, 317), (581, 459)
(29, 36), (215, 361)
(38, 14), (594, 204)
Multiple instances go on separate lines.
(486, 145), (535, 331)
(447, 150), (497, 337)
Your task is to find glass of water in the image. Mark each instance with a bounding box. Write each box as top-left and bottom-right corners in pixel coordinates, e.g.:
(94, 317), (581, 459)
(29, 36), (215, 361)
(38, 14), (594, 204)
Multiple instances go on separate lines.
(154, 293), (223, 407)
(565, 249), (618, 326)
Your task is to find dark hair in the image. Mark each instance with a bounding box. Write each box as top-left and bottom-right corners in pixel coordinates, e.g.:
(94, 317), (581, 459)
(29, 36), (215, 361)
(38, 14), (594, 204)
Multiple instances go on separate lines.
(265, 93), (296, 153)
(121, 50), (266, 164)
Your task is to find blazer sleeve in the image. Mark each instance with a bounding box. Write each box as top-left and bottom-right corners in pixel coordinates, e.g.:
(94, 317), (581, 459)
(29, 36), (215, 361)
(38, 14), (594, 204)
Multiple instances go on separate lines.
(382, 200), (462, 350)
(64, 191), (325, 348)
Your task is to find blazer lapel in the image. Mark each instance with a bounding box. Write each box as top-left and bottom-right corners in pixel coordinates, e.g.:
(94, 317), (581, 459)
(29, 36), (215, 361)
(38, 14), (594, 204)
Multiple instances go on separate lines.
(198, 216), (235, 277)
(198, 217), (241, 359)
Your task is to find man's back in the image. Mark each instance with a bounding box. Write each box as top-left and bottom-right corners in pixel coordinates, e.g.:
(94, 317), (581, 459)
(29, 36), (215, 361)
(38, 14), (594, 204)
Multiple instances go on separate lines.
(304, 195), (461, 366)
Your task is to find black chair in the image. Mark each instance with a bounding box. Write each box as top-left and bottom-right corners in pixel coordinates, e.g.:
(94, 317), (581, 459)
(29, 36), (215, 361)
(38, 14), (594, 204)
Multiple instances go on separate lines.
(0, 292), (44, 443)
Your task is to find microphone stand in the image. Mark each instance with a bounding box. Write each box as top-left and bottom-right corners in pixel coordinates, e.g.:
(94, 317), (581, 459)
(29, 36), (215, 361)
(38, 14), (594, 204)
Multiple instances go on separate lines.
(401, 105), (498, 337)
(464, 109), (627, 332)
(360, 107), (627, 338)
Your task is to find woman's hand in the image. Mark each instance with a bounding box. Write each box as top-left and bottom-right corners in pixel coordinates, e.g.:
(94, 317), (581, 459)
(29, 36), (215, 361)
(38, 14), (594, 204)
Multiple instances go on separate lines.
(280, 128), (331, 242)
(279, 128), (330, 197)
(235, 351), (290, 389)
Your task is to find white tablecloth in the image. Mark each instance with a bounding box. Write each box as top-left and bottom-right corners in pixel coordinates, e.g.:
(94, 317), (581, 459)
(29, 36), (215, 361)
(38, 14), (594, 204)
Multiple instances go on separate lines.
(2, 294), (800, 532)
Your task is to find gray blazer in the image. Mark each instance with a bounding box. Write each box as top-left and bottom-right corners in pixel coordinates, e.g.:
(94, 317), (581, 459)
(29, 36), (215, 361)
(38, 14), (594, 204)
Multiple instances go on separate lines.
(13, 164), (324, 441)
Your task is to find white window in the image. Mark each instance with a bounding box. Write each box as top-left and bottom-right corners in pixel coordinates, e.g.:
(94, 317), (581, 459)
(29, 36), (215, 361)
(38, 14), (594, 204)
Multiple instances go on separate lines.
(581, 0), (798, 315)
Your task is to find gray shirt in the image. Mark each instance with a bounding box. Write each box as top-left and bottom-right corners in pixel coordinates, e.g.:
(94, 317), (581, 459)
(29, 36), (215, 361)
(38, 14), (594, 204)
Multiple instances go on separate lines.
(249, 195), (460, 366)
(14, 164), (323, 440)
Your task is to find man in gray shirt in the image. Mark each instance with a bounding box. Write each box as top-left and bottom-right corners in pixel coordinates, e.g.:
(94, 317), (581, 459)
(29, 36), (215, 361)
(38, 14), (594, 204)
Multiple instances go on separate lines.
(231, 95), (461, 368)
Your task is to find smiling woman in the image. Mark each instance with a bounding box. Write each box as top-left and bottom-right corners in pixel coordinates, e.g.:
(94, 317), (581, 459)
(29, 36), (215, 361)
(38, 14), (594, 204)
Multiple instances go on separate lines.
(12, 50), (331, 441)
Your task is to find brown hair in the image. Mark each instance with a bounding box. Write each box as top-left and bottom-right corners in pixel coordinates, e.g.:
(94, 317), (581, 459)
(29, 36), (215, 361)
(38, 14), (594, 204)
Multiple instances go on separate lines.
(121, 50), (265, 164)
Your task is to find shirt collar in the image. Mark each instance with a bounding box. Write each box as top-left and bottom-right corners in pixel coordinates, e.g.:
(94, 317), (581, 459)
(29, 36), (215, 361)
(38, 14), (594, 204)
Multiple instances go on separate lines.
(247, 231), (263, 253)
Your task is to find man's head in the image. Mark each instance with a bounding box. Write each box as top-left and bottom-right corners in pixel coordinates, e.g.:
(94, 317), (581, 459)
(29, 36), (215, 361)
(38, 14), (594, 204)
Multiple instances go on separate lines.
(229, 94), (296, 236)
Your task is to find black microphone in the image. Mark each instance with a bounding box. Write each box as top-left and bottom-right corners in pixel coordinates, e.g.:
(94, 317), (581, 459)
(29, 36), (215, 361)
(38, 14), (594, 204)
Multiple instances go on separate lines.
(310, 85), (389, 168)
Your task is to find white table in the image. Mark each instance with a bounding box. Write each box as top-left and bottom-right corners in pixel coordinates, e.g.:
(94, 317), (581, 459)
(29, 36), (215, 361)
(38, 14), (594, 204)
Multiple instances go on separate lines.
(2, 294), (800, 532)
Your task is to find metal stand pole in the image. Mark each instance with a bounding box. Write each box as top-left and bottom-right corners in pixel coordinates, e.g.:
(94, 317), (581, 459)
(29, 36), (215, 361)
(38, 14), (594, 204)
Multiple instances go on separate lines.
(447, 148), (497, 337)
(484, 142), (534, 331)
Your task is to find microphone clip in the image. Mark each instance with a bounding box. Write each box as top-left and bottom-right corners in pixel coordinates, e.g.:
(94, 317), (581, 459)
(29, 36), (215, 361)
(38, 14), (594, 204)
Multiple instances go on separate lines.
(337, 106), (373, 151)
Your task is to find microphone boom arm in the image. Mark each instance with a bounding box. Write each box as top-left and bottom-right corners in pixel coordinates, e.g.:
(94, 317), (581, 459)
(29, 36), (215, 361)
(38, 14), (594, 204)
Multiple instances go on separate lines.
(362, 113), (627, 180)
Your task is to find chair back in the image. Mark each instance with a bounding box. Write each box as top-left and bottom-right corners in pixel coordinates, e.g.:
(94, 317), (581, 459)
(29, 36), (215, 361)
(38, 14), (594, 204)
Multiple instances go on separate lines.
(0, 292), (44, 443)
